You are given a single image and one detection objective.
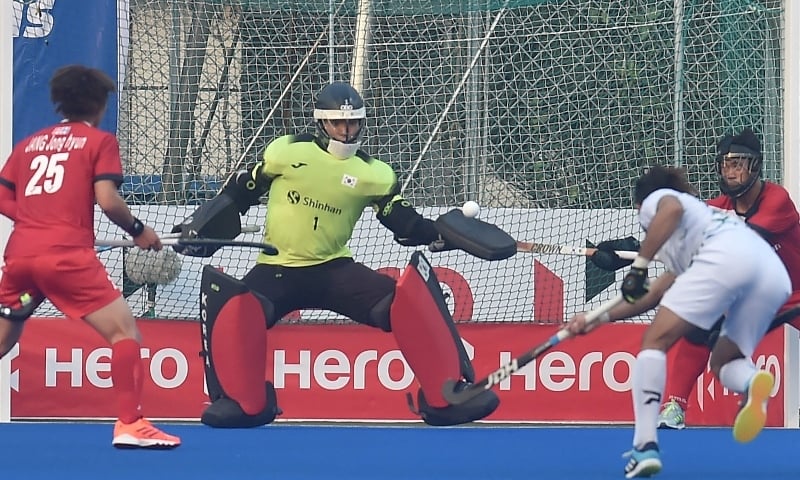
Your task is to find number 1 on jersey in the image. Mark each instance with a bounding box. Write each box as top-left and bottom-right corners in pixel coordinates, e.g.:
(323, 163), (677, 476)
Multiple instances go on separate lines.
(313, 216), (319, 230)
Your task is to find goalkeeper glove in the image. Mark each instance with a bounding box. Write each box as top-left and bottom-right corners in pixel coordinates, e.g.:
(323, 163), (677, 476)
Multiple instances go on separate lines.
(590, 236), (641, 271)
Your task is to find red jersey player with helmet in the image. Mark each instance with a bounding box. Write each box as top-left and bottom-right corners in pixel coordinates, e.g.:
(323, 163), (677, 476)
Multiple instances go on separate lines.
(0, 65), (180, 448)
(590, 127), (800, 430)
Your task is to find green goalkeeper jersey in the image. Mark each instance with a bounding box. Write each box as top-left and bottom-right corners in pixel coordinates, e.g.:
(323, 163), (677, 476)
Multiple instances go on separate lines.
(255, 134), (397, 266)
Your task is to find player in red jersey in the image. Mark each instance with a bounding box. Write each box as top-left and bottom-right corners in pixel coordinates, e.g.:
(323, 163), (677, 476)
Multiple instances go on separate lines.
(0, 65), (180, 448)
(590, 128), (800, 430)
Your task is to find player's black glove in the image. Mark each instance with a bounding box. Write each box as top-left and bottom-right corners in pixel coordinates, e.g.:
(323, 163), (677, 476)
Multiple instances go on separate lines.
(621, 266), (649, 304)
(590, 236), (640, 271)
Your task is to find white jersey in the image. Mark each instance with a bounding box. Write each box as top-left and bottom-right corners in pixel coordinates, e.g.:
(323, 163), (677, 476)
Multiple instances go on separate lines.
(641, 188), (790, 357)
(638, 188), (742, 274)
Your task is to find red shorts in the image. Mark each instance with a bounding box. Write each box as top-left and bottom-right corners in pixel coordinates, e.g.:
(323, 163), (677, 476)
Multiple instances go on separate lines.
(0, 248), (121, 320)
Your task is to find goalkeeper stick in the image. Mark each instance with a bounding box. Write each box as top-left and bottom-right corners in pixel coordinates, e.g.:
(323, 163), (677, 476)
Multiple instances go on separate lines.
(516, 241), (638, 260)
(95, 237), (279, 256)
(441, 294), (625, 405)
(96, 225), (263, 253)
(160, 224), (261, 240)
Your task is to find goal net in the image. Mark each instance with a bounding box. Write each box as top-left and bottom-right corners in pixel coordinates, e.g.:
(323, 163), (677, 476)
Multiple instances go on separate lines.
(41, 0), (786, 324)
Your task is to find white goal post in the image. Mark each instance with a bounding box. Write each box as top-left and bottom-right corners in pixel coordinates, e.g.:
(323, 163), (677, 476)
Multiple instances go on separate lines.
(782, 0), (800, 429)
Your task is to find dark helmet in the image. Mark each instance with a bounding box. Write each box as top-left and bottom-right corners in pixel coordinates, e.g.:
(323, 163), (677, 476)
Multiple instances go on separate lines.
(716, 127), (763, 198)
(313, 82), (366, 159)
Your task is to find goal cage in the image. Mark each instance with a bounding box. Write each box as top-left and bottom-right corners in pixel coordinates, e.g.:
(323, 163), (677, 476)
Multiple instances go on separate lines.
(106, 0), (787, 324)
(1, 0), (800, 422)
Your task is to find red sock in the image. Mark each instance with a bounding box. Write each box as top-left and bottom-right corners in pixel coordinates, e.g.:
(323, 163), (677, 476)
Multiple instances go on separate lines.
(112, 339), (144, 424)
(664, 337), (710, 409)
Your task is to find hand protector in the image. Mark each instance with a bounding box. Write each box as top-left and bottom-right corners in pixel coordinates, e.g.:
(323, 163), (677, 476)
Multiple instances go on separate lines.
(433, 209), (516, 261)
(170, 194), (242, 257)
(590, 236), (640, 271)
(621, 266), (649, 303)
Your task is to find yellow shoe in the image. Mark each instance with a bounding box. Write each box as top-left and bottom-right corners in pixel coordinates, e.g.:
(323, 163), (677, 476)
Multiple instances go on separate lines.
(732, 370), (774, 443)
(112, 418), (181, 449)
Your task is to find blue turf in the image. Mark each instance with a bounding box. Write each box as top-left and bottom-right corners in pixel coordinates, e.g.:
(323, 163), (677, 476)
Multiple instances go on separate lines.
(0, 423), (796, 479)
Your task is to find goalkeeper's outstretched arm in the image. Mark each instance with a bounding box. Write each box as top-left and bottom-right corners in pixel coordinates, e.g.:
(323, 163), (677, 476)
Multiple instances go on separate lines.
(374, 192), (516, 261)
(170, 162), (273, 253)
(374, 190), (439, 247)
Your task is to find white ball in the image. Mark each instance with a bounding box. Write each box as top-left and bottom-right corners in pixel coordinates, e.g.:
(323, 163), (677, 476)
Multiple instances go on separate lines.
(462, 200), (480, 218)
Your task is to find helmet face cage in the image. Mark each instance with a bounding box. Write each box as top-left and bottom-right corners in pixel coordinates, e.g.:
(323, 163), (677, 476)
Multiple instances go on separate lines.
(313, 82), (366, 146)
(716, 151), (762, 198)
(715, 128), (763, 198)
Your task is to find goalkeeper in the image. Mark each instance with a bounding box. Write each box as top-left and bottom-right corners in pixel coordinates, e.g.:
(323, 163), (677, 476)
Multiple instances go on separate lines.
(590, 128), (800, 431)
(175, 82), (509, 428)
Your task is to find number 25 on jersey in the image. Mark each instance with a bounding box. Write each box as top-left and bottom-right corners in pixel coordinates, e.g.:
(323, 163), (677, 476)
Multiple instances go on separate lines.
(25, 152), (67, 196)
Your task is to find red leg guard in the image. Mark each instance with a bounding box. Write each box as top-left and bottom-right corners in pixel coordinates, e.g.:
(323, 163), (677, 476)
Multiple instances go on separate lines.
(200, 266), (279, 427)
(210, 293), (267, 414)
(390, 254), (463, 408)
(665, 337), (711, 409)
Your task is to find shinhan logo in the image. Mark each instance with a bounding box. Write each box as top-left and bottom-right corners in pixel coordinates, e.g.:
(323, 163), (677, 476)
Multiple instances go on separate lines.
(287, 191), (301, 204)
(291, 162), (307, 169)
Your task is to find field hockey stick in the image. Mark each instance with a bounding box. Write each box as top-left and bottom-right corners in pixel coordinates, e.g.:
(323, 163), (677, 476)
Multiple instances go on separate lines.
(96, 237), (279, 256)
(159, 224), (261, 240)
(441, 294), (625, 405)
(516, 241), (638, 260)
(95, 225), (264, 254)
(0, 293), (44, 322)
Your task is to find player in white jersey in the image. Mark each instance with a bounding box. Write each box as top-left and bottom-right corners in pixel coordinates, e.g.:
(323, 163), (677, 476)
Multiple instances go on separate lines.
(567, 165), (790, 478)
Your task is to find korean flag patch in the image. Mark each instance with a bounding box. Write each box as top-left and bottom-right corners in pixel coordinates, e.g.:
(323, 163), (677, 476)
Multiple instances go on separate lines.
(342, 174), (358, 188)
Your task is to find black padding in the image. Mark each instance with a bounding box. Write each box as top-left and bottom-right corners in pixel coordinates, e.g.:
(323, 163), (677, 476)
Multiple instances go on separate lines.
(200, 265), (250, 401)
(368, 292), (394, 332)
(415, 381), (499, 426)
(201, 381), (281, 428)
(171, 194), (242, 257)
(434, 209), (516, 261)
(252, 290), (278, 329)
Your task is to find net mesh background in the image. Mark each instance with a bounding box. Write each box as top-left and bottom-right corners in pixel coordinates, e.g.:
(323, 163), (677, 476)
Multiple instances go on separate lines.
(35, 0), (785, 324)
